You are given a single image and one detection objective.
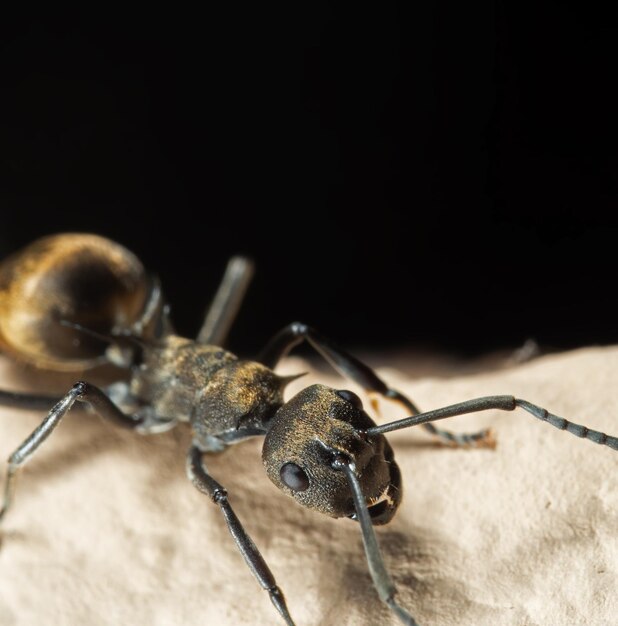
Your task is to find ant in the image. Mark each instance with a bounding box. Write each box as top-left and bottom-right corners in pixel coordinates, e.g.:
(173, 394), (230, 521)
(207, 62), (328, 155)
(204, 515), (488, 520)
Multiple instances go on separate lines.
(0, 233), (616, 626)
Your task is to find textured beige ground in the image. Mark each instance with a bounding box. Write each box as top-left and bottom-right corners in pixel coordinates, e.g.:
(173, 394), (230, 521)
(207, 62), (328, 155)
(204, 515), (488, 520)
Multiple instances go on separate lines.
(0, 346), (617, 626)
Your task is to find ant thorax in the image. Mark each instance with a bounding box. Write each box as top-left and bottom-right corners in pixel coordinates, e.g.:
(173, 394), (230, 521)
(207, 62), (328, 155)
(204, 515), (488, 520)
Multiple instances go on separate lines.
(130, 335), (287, 448)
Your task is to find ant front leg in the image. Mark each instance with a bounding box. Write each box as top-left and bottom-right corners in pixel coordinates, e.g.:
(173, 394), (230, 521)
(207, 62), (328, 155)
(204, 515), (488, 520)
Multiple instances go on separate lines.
(186, 445), (296, 626)
(0, 382), (144, 524)
(259, 322), (492, 447)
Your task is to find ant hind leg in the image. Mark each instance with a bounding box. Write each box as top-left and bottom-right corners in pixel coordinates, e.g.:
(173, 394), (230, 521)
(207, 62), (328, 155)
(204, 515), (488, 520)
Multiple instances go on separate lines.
(0, 382), (145, 524)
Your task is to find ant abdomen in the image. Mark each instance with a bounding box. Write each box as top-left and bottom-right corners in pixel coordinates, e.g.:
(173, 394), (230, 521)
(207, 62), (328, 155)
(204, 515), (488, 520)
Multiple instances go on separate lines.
(0, 233), (156, 371)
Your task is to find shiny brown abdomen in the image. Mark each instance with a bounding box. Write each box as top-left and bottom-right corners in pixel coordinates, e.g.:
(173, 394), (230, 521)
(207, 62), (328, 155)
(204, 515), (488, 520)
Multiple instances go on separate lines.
(0, 233), (150, 371)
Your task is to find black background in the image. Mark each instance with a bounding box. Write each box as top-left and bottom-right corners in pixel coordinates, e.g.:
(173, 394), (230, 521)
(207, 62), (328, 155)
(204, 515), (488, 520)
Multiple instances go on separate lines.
(1, 6), (617, 358)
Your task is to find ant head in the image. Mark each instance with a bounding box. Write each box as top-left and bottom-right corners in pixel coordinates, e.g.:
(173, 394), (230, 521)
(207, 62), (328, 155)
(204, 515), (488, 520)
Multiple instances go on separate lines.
(262, 384), (400, 524)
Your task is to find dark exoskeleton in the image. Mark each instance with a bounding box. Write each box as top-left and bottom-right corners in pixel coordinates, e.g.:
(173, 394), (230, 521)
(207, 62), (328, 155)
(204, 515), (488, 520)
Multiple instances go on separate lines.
(1, 234), (617, 626)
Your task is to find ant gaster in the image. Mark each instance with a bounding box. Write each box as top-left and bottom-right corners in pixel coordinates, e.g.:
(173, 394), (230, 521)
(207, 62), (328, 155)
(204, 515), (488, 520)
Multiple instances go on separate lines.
(1, 233), (617, 626)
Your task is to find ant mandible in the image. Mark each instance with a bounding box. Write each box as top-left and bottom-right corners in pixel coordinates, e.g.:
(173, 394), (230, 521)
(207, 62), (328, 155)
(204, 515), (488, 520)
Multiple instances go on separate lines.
(0, 233), (616, 626)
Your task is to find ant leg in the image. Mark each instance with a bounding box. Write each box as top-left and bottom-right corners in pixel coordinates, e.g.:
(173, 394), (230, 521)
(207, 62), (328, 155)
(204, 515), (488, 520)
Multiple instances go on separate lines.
(365, 395), (618, 451)
(186, 445), (295, 626)
(197, 256), (255, 346)
(0, 384), (175, 434)
(259, 322), (492, 447)
(0, 389), (62, 411)
(0, 381), (144, 523)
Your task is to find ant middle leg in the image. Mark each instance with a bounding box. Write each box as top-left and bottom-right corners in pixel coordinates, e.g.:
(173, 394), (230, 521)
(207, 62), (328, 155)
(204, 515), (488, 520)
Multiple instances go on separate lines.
(0, 382), (146, 524)
(258, 322), (493, 447)
(196, 256), (255, 347)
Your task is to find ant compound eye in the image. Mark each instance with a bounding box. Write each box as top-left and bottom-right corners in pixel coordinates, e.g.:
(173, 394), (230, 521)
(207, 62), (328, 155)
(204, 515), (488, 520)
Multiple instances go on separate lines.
(336, 389), (363, 409)
(280, 462), (310, 491)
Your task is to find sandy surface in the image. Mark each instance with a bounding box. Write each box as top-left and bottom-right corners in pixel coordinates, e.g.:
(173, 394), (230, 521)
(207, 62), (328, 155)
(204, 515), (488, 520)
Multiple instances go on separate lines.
(0, 346), (617, 626)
